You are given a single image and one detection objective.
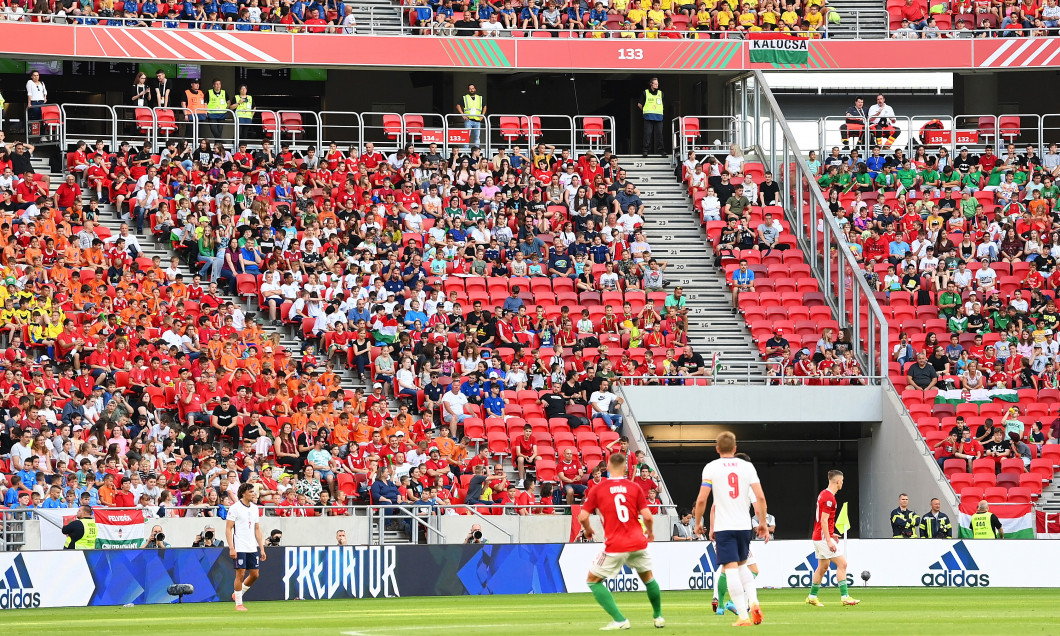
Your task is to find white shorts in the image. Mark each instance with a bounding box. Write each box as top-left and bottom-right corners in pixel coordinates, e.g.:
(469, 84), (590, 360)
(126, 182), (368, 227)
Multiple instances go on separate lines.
(589, 549), (653, 579)
(813, 539), (842, 560)
(746, 547), (756, 567)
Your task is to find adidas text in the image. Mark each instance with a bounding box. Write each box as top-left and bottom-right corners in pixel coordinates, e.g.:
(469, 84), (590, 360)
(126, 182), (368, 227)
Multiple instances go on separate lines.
(921, 572), (990, 587)
(0, 589), (41, 609)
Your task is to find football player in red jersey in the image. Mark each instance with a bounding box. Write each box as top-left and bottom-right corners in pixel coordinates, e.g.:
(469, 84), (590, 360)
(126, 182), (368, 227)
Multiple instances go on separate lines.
(806, 469), (859, 607)
(577, 452), (664, 630)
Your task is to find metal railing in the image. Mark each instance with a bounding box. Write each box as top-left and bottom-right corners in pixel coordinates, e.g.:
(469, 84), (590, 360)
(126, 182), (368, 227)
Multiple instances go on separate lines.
(17, 11), (1060, 41)
(38, 106), (615, 164)
(834, 8), (889, 38)
(820, 113), (1052, 159)
(0, 10), (839, 39)
(747, 71), (889, 382)
(6, 502), (680, 549)
(0, 509), (27, 551)
(671, 116), (742, 161)
(613, 371), (887, 385)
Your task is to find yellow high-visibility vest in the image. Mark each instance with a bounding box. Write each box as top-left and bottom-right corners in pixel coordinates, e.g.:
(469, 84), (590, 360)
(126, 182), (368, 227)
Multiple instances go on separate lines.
(971, 512), (995, 539)
(206, 89), (228, 115)
(643, 89), (663, 116)
(462, 94), (483, 121)
(66, 519), (98, 549)
(235, 94), (254, 118)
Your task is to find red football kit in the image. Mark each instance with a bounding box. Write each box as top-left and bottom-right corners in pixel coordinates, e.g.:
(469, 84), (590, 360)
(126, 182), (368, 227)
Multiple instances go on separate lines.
(582, 477), (649, 553)
(812, 488), (837, 541)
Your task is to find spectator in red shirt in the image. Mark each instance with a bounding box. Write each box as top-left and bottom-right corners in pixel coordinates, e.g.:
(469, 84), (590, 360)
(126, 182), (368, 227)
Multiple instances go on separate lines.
(113, 476), (137, 508)
(632, 466), (659, 496)
(899, 0), (927, 29)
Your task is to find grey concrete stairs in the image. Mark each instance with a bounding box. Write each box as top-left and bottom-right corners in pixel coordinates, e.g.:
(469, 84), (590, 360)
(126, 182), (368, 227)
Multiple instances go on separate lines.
(347, 0), (405, 34)
(826, 0), (889, 39)
(1038, 473), (1060, 511)
(617, 155), (766, 383)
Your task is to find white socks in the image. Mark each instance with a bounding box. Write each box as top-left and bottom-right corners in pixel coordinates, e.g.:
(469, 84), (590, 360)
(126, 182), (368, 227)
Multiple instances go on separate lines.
(739, 565), (758, 607)
(234, 590), (243, 605)
(726, 567), (748, 619)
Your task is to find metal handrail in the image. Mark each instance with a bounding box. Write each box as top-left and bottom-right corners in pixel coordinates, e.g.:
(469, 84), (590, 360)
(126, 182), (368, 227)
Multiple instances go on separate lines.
(2, 11), (1060, 40)
(751, 71), (889, 382)
(612, 372), (887, 385)
(671, 116), (741, 160)
(0, 503), (679, 516)
(58, 102), (117, 153)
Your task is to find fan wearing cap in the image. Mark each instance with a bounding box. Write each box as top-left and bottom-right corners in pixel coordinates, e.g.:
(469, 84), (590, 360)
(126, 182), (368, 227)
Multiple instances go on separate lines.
(763, 329), (789, 361)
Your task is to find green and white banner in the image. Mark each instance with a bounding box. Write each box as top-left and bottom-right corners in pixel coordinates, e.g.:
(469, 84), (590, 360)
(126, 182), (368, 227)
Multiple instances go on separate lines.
(749, 39), (809, 65)
(934, 388), (1019, 405)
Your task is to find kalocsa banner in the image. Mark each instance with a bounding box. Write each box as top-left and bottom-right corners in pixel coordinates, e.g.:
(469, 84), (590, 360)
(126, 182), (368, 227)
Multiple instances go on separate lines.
(6, 540), (1060, 609)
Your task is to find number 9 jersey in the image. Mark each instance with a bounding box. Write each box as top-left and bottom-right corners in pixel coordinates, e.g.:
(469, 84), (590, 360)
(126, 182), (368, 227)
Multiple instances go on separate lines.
(701, 457), (761, 532)
(582, 477), (651, 554)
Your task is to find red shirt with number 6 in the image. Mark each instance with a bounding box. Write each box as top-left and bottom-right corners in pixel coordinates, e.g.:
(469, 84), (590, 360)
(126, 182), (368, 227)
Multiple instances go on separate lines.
(582, 477), (649, 553)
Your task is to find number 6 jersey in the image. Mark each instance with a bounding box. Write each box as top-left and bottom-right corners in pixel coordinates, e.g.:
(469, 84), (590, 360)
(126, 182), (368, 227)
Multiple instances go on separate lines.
(582, 477), (650, 554)
(702, 457), (761, 532)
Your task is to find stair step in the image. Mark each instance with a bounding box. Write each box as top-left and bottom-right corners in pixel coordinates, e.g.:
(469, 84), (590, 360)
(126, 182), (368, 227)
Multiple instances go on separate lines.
(620, 159), (762, 380)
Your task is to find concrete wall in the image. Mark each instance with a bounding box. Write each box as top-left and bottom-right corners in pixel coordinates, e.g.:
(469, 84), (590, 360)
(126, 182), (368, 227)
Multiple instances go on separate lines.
(858, 388), (957, 538)
(623, 386), (884, 424)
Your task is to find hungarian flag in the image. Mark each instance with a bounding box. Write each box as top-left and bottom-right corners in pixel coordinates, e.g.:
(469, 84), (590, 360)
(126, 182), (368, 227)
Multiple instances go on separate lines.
(748, 39), (809, 65)
(1037, 511), (1060, 537)
(93, 509), (146, 548)
(957, 502), (1035, 539)
(934, 388), (1019, 405)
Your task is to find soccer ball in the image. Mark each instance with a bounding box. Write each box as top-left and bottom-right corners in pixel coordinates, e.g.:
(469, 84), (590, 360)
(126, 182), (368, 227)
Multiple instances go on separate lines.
(860, 571), (871, 583)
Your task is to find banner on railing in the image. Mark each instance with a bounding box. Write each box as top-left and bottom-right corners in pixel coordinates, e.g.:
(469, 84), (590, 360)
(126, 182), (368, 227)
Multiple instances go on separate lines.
(37, 509), (146, 549)
(748, 39), (808, 65)
(6, 539), (1060, 609)
(957, 504), (1034, 540)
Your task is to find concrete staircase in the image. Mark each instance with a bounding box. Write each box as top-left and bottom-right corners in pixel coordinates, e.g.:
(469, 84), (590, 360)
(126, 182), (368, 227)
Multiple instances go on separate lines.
(618, 155), (765, 383)
(825, 0), (889, 39)
(346, 0), (405, 34)
(1037, 474), (1060, 512)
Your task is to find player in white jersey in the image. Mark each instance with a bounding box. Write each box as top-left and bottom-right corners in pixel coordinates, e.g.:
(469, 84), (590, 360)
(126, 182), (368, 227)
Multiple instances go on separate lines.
(226, 482), (266, 612)
(710, 453), (762, 617)
(693, 431), (769, 627)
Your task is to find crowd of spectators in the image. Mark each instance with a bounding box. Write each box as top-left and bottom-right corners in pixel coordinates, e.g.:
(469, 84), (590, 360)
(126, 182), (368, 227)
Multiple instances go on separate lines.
(406, 0), (832, 38)
(889, 0), (1060, 38)
(0, 87), (705, 528)
(805, 119), (1060, 495)
(0, 0), (841, 39)
(813, 137), (1060, 396)
(0, 0), (359, 33)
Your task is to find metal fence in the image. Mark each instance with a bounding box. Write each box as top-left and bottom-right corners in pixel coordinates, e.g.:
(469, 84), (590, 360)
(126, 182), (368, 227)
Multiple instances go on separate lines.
(46, 104), (614, 158)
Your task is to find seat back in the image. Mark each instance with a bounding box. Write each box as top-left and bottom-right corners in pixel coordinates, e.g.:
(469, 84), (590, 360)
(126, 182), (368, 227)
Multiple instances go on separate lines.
(382, 114), (402, 140)
(681, 116), (700, 138)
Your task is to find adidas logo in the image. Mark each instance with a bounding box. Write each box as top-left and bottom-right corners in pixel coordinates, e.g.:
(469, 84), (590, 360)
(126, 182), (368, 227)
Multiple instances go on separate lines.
(788, 553), (853, 588)
(688, 545), (719, 590)
(0, 555), (41, 609)
(605, 564), (642, 593)
(923, 541), (990, 587)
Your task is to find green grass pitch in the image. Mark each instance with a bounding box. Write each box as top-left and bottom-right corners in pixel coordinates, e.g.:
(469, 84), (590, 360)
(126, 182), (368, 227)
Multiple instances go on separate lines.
(6, 588), (1060, 634)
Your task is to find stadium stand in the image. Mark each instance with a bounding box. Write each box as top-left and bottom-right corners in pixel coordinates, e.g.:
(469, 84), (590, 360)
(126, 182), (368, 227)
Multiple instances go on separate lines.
(0, 0), (834, 39)
(886, 0), (1056, 37)
(0, 97), (693, 535)
(676, 113), (1060, 510)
